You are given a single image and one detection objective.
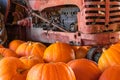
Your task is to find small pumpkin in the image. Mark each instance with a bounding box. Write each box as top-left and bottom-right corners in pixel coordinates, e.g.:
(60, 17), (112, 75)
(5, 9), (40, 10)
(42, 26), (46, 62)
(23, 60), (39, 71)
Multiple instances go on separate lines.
(72, 45), (91, 52)
(75, 46), (89, 59)
(0, 57), (27, 80)
(19, 55), (44, 69)
(0, 48), (18, 59)
(99, 65), (120, 80)
(9, 39), (25, 51)
(26, 62), (76, 80)
(43, 42), (75, 63)
(68, 58), (101, 80)
(72, 45), (80, 52)
(16, 41), (46, 58)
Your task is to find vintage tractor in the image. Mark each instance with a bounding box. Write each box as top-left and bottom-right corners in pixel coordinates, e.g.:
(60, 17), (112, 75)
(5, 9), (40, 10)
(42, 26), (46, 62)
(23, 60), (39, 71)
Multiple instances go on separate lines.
(1, 0), (120, 62)
(26, 0), (120, 62)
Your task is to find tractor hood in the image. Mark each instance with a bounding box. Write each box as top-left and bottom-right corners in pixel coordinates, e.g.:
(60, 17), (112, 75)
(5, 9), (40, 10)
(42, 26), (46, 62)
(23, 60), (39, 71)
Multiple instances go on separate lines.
(28, 0), (83, 11)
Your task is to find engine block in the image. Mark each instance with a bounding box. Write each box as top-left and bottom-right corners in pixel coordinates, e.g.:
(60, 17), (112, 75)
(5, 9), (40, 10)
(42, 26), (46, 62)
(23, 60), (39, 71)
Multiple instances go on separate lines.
(32, 5), (79, 32)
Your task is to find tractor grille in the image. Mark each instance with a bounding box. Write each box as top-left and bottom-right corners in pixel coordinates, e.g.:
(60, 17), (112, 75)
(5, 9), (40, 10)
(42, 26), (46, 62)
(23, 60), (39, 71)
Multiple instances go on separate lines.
(109, 0), (120, 24)
(81, 0), (120, 33)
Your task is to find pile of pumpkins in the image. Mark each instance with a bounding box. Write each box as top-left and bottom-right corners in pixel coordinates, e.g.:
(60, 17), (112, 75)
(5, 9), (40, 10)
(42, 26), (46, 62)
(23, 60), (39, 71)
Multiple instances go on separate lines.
(0, 39), (120, 80)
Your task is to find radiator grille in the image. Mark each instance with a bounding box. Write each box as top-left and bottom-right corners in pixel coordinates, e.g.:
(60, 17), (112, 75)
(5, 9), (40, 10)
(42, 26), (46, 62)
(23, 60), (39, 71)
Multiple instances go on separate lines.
(84, 0), (120, 26)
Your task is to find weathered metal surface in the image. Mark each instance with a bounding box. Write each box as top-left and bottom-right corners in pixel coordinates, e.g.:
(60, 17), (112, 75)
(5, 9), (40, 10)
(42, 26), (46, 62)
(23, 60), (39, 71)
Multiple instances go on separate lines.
(26, 25), (120, 46)
(25, 0), (120, 46)
(29, 0), (83, 11)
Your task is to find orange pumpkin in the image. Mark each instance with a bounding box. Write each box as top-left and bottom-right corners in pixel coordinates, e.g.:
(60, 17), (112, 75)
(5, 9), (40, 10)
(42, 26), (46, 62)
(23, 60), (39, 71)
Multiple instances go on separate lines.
(98, 43), (120, 72)
(26, 62), (76, 80)
(72, 45), (80, 52)
(9, 39), (25, 51)
(99, 65), (120, 80)
(67, 58), (101, 80)
(0, 57), (27, 80)
(16, 41), (46, 58)
(72, 45), (91, 59)
(19, 55), (44, 69)
(0, 48), (18, 59)
(43, 42), (75, 63)
(75, 47), (88, 59)
(72, 45), (91, 52)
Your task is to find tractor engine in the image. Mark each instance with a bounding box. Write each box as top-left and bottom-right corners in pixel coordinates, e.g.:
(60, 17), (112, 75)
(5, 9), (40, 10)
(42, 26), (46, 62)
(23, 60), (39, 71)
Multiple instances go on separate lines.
(38, 5), (79, 32)
(26, 0), (120, 46)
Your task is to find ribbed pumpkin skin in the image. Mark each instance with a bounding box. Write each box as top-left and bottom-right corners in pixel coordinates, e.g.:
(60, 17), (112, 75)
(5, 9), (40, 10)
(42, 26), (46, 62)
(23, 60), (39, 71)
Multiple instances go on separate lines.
(98, 43), (120, 72)
(99, 65), (120, 80)
(26, 62), (76, 80)
(67, 59), (101, 80)
(9, 40), (25, 51)
(0, 48), (18, 58)
(16, 41), (46, 58)
(43, 42), (75, 63)
(0, 57), (27, 80)
(19, 56), (44, 69)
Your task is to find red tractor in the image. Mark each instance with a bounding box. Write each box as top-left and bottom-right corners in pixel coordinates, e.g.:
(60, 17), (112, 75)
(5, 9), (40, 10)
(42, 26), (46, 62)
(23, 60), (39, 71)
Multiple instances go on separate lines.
(1, 0), (120, 62)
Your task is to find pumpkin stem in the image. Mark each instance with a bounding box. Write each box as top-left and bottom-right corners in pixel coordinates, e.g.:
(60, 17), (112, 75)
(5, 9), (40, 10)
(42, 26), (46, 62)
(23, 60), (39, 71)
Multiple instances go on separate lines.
(102, 48), (107, 52)
(27, 41), (33, 46)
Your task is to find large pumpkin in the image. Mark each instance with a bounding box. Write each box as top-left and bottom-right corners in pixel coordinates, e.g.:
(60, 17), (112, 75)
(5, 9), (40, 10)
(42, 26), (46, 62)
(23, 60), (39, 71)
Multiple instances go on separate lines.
(26, 62), (76, 80)
(9, 39), (25, 51)
(67, 58), (101, 80)
(16, 41), (46, 58)
(19, 55), (44, 69)
(0, 57), (27, 80)
(98, 43), (120, 72)
(0, 48), (18, 59)
(99, 65), (120, 80)
(43, 42), (75, 63)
